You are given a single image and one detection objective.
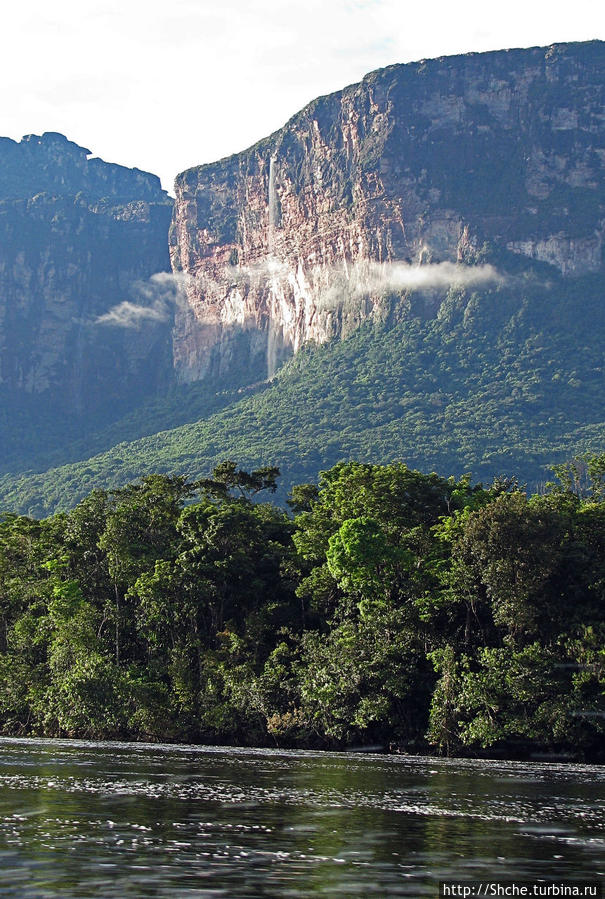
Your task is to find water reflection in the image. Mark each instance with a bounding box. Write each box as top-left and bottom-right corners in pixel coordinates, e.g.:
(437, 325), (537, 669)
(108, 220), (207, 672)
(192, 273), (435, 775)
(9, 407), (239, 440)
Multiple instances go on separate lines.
(0, 738), (603, 896)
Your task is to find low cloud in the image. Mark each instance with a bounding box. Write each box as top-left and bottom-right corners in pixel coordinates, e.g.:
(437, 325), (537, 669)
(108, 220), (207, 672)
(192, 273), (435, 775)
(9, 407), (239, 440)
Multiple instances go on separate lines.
(97, 260), (503, 328)
(228, 258), (502, 295)
(96, 272), (191, 328)
(318, 260), (503, 309)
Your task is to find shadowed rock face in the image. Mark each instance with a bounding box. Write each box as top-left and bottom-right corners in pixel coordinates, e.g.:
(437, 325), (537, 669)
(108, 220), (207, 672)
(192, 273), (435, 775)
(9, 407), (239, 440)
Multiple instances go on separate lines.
(0, 132), (167, 202)
(0, 133), (174, 426)
(170, 41), (605, 384)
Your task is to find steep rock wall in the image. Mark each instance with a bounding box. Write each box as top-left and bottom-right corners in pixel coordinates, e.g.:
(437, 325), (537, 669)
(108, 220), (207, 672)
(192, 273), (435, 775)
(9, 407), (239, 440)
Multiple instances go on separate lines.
(171, 41), (605, 383)
(0, 133), (174, 430)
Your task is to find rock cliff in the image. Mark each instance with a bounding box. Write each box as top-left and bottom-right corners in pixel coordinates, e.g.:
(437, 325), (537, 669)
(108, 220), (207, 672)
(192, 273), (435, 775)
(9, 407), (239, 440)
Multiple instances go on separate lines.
(0, 133), (174, 456)
(170, 41), (605, 383)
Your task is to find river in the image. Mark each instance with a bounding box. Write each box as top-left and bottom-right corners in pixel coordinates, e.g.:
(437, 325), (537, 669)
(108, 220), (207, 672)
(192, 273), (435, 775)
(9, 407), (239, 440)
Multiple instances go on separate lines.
(0, 737), (603, 896)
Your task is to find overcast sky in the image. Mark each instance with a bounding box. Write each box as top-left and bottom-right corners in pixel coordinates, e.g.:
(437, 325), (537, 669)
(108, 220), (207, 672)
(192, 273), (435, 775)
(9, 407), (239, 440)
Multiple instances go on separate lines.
(3, 0), (604, 193)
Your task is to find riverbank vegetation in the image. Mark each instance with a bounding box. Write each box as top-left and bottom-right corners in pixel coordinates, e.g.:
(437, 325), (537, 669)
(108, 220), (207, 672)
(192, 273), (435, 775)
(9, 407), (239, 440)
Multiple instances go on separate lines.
(1, 457), (604, 760)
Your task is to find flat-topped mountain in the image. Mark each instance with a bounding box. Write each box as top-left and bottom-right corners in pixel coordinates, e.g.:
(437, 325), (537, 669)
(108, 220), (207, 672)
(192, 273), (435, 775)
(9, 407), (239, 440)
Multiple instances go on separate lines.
(0, 43), (604, 512)
(0, 133), (173, 465)
(170, 41), (605, 383)
(0, 131), (166, 201)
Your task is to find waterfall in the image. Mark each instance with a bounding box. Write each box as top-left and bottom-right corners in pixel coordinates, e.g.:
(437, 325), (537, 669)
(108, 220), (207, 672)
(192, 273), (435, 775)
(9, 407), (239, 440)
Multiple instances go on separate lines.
(267, 315), (280, 381)
(268, 155), (277, 254)
(267, 154), (279, 379)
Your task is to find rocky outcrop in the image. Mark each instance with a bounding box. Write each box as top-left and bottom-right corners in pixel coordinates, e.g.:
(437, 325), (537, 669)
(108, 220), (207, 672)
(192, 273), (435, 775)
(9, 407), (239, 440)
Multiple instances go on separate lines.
(0, 133), (174, 437)
(0, 132), (166, 202)
(171, 41), (605, 383)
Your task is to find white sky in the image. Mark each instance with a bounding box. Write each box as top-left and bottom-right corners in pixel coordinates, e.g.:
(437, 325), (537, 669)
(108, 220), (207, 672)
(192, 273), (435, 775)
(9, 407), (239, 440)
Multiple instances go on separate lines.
(3, 0), (605, 193)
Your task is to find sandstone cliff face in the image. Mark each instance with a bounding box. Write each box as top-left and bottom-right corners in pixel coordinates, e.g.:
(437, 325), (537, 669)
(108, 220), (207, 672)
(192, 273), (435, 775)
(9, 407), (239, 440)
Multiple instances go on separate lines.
(0, 133), (173, 436)
(171, 41), (605, 383)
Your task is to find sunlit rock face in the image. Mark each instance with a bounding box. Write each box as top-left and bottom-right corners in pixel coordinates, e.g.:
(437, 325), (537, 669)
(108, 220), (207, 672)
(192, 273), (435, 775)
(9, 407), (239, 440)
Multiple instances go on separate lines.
(0, 133), (174, 419)
(170, 41), (605, 383)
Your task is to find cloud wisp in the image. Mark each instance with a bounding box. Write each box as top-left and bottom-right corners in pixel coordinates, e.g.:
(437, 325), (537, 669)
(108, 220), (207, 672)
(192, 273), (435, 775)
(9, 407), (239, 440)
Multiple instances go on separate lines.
(95, 272), (190, 328)
(97, 259), (503, 328)
(227, 258), (503, 308)
(318, 260), (503, 309)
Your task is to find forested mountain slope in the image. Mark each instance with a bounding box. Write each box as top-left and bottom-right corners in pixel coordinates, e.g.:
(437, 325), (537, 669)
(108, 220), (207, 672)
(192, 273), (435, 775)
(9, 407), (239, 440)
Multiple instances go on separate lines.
(2, 263), (602, 516)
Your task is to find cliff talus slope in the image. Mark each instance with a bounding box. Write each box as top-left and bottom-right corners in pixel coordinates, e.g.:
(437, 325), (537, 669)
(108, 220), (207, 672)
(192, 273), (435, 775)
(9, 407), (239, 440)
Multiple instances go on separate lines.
(171, 41), (605, 382)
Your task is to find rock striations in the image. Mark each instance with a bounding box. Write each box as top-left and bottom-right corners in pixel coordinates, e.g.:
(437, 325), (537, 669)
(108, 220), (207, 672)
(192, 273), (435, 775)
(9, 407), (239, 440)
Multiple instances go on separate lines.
(1, 41), (604, 461)
(170, 41), (605, 383)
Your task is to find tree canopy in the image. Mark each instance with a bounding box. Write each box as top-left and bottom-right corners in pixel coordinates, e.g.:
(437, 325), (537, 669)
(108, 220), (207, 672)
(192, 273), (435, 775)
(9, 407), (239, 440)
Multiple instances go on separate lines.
(0, 457), (603, 760)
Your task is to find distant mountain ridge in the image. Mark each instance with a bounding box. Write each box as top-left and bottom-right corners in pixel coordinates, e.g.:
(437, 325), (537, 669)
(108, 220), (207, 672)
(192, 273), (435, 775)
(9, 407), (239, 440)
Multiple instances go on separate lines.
(0, 42), (604, 512)
(0, 131), (166, 200)
(0, 132), (174, 467)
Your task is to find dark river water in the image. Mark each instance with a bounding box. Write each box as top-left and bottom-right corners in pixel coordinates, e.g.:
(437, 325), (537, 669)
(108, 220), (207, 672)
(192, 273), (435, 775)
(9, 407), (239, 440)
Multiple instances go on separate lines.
(0, 738), (603, 897)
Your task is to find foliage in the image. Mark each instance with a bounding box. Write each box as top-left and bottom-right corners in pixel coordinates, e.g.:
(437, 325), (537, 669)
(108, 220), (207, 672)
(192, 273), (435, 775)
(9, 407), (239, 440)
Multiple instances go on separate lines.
(0, 456), (603, 760)
(1, 272), (604, 518)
